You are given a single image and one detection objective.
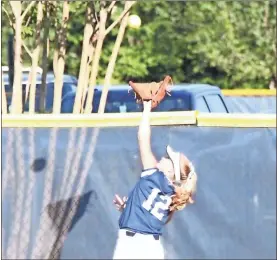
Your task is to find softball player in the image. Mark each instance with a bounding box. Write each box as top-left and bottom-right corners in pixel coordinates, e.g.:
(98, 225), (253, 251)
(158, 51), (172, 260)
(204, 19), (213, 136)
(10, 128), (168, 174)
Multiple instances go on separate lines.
(112, 100), (197, 259)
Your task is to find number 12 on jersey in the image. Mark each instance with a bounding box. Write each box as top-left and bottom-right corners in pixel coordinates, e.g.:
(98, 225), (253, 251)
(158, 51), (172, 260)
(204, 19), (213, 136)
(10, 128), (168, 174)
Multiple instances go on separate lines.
(142, 188), (172, 221)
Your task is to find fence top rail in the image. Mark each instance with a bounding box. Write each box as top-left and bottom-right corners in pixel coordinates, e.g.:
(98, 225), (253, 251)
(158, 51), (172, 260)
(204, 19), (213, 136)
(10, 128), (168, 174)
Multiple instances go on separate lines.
(197, 113), (276, 128)
(1, 111), (197, 128)
(2, 112), (276, 128)
(222, 89), (276, 96)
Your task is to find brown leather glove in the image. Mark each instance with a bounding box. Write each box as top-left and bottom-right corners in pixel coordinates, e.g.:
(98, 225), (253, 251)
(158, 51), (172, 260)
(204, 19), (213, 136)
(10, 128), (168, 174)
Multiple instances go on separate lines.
(128, 75), (172, 109)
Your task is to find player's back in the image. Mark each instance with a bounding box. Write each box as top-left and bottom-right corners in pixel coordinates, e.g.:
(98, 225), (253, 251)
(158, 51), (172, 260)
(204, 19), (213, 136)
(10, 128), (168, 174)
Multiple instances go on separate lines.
(119, 168), (175, 235)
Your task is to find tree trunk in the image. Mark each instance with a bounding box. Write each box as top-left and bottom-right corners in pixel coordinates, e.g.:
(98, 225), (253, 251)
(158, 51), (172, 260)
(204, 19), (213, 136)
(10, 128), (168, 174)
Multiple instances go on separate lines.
(73, 2), (95, 114)
(28, 1), (43, 114)
(98, 1), (133, 114)
(52, 2), (58, 77)
(53, 50), (58, 77)
(84, 3), (107, 114)
(80, 43), (96, 112)
(39, 1), (50, 113)
(53, 1), (69, 114)
(10, 2), (22, 114)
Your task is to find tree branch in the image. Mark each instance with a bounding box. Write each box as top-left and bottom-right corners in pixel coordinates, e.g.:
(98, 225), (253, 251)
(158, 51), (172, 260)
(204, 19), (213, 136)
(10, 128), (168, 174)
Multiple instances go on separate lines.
(22, 41), (32, 59)
(83, 5), (107, 114)
(106, 1), (117, 26)
(107, 1), (117, 13)
(98, 1), (132, 114)
(92, 1), (99, 24)
(25, 15), (32, 27)
(21, 1), (36, 21)
(2, 6), (14, 29)
(104, 1), (136, 36)
(93, 1), (135, 37)
(73, 1), (95, 114)
(10, 1), (21, 18)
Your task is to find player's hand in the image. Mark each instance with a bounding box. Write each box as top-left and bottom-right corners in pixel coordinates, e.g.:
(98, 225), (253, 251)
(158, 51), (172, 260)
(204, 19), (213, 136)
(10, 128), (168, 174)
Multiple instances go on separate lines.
(113, 194), (127, 212)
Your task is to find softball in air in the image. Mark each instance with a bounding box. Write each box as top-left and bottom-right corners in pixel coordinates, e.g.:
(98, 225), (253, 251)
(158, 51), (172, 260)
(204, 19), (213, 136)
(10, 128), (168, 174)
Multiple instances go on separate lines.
(128, 14), (141, 29)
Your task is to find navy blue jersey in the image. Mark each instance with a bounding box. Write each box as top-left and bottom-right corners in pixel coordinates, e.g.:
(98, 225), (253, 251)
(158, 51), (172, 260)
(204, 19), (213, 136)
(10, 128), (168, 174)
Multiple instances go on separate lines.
(119, 168), (175, 235)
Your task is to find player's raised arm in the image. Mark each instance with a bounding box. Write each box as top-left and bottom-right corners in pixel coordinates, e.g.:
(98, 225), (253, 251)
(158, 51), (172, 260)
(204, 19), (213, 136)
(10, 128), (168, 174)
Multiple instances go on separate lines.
(137, 101), (157, 170)
(128, 77), (171, 170)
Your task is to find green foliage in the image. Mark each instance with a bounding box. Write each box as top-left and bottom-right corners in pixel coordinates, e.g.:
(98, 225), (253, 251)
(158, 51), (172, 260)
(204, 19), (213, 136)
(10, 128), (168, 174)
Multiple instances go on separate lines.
(180, 1), (276, 88)
(1, 0), (276, 89)
(110, 1), (188, 83)
(109, 0), (276, 88)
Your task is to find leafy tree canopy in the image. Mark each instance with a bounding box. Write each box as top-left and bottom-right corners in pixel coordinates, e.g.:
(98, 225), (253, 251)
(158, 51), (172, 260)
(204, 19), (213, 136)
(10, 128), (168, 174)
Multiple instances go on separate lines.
(1, 0), (276, 89)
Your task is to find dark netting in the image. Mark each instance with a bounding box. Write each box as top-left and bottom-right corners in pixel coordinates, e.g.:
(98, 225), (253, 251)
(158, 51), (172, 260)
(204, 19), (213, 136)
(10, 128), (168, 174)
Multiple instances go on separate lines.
(1, 126), (276, 259)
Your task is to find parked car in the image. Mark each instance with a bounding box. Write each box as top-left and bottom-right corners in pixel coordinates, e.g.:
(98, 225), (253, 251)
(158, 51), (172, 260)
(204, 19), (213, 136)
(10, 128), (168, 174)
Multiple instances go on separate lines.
(61, 83), (230, 113)
(3, 71), (78, 113)
(1, 66), (43, 78)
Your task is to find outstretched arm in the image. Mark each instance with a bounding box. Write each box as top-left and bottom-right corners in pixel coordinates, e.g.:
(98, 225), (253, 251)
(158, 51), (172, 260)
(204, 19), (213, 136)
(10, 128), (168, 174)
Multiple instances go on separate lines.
(138, 101), (157, 170)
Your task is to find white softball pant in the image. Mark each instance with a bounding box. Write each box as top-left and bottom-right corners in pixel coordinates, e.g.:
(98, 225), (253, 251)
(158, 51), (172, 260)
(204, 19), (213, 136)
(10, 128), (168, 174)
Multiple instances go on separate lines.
(113, 229), (165, 259)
